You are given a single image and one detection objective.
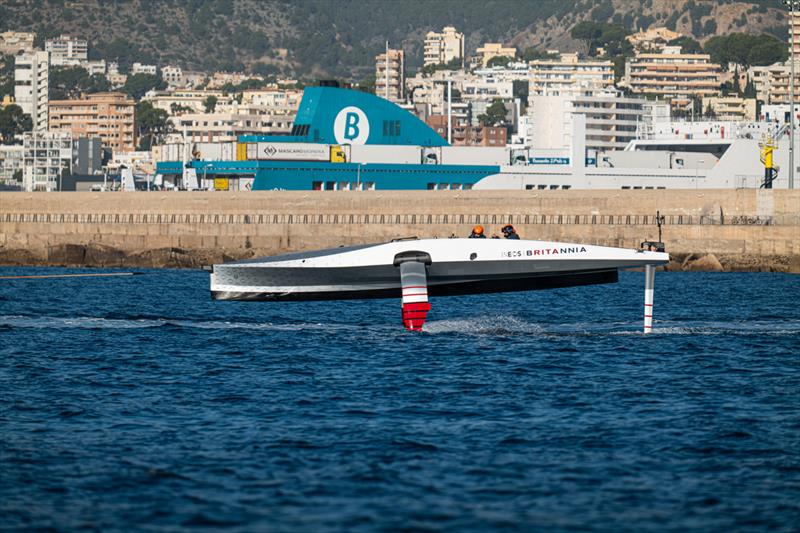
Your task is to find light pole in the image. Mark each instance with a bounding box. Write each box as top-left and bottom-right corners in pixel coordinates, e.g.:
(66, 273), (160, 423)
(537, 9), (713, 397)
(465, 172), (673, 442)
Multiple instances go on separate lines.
(784, 0), (798, 189)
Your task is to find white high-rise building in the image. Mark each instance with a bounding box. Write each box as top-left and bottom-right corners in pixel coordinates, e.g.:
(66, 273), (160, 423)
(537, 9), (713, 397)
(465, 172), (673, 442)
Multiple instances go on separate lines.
(22, 131), (72, 192)
(14, 51), (49, 132)
(45, 35), (88, 66)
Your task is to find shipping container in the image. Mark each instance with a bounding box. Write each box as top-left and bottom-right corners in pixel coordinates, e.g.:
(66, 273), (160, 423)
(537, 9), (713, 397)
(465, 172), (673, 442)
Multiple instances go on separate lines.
(439, 146), (507, 166)
(158, 143), (183, 162)
(348, 144), (423, 165)
(192, 142), (237, 161)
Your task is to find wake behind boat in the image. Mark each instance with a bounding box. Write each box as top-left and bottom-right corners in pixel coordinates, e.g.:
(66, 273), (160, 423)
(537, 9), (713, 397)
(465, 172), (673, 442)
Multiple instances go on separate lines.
(209, 237), (669, 331)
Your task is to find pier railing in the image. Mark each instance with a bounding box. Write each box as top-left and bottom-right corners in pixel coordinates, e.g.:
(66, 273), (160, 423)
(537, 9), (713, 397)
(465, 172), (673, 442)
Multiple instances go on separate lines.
(1, 212), (793, 226)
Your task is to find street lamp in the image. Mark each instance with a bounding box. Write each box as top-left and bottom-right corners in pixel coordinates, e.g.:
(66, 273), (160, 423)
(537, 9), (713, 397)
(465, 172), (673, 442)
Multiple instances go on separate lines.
(784, 0), (799, 189)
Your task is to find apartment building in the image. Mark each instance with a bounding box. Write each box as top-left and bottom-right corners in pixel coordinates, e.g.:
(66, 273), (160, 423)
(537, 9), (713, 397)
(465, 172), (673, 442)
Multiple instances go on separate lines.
(476, 43), (517, 67)
(49, 92), (136, 154)
(701, 96), (757, 121)
(162, 66), (185, 87)
(22, 131), (72, 192)
(760, 63), (800, 105)
(14, 51), (49, 132)
(459, 75), (514, 102)
(106, 62), (128, 88)
(529, 90), (646, 152)
(529, 53), (614, 96)
(170, 110), (294, 143)
(426, 114), (507, 147)
(791, 11), (800, 57)
(241, 89), (303, 109)
(131, 63), (158, 75)
(626, 27), (681, 51)
(206, 72), (263, 89)
(144, 89), (230, 115)
(623, 46), (722, 106)
(747, 65), (771, 103)
(375, 47), (405, 103)
(0, 145), (24, 187)
(423, 26), (464, 67)
(45, 35), (88, 66)
(0, 31), (35, 55)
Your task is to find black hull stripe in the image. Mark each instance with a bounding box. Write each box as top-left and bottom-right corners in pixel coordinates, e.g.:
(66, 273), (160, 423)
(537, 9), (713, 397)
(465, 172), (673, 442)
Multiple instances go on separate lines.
(211, 269), (618, 302)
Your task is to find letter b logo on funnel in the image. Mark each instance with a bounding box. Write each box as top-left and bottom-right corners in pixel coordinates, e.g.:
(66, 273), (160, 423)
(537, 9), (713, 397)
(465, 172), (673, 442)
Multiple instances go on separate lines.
(334, 106), (369, 145)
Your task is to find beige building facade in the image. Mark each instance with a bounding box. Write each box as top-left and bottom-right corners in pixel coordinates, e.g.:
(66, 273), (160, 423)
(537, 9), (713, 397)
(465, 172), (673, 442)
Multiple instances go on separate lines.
(529, 53), (614, 96)
(49, 92), (136, 154)
(0, 31), (35, 55)
(702, 96), (757, 121)
(375, 48), (405, 102)
(476, 43), (517, 67)
(624, 46), (722, 106)
(424, 26), (464, 66)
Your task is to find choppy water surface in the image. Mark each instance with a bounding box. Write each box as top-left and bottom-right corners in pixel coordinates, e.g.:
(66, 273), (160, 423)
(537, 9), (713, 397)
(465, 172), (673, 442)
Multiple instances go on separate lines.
(1, 268), (799, 532)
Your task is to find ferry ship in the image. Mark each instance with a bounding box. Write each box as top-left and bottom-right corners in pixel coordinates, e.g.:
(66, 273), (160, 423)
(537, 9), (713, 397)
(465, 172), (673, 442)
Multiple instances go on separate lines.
(156, 86), (791, 191)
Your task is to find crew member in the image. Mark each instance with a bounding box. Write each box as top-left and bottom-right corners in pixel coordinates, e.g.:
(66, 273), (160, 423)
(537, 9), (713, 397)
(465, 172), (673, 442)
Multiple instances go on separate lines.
(469, 225), (486, 238)
(502, 225), (520, 240)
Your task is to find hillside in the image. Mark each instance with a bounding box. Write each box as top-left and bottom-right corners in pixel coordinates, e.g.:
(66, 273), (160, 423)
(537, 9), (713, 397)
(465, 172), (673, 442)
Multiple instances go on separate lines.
(0, 0), (790, 80)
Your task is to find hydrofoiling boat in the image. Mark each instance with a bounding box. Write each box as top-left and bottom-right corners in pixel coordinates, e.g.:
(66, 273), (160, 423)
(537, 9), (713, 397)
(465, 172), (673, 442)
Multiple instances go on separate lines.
(209, 238), (668, 331)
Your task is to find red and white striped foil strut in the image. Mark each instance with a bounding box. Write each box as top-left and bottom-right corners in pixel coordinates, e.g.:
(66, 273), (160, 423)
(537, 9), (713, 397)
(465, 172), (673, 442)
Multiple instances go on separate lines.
(399, 261), (430, 331)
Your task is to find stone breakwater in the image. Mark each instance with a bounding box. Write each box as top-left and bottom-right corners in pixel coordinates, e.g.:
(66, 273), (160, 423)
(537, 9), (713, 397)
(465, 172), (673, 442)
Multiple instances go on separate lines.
(1, 190), (798, 272)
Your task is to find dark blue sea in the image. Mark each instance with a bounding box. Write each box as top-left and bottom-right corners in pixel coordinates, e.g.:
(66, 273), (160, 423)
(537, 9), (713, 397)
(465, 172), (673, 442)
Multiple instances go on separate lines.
(1, 268), (799, 532)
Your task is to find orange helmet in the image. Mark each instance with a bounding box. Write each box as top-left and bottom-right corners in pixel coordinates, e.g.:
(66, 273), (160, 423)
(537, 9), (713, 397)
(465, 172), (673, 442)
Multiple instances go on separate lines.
(473, 225), (484, 235)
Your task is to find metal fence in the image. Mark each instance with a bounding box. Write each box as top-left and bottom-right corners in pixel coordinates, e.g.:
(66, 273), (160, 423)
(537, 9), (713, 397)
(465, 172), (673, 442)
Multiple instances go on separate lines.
(0, 212), (786, 226)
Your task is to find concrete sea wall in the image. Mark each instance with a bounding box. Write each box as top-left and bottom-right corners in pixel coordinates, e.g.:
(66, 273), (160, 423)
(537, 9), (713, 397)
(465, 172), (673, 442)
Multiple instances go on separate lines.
(1, 190), (798, 272)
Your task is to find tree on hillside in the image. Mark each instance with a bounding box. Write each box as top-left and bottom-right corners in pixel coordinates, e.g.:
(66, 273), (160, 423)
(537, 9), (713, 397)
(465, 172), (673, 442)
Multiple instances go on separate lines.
(743, 78), (757, 99)
(203, 95), (218, 113)
(49, 66), (110, 100)
(477, 99), (508, 126)
(122, 73), (167, 100)
(0, 105), (32, 145)
(519, 48), (559, 62)
(356, 73), (375, 94)
(486, 55), (514, 68)
(667, 36), (702, 54)
(0, 54), (14, 98)
(419, 57), (462, 76)
(704, 34), (788, 68)
(570, 22), (631, 57)
(136, 101), (170, 151)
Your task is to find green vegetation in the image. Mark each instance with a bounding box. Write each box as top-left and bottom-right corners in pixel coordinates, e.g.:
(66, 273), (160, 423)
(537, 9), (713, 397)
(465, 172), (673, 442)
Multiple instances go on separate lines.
(203, 95), (218, 113)
(356, 73), (376, 94)
(667, 36), (703, 54)
(704, 33), (788, 68)
(121, 73), (167, 100)
(0, 104), (32, 145)
(135, 101), (170, 151)
(419, 57), (462, 76)
(477, 99), (508, 126)
(0, 54), (14, 99)
(519, 48), (559, 62)
(486, 55), (514, 68)
(49, 66), (110, 100)
(218, 79), (269, 94)
(0, 0), (790, 81)
(570, 22), (632, 57)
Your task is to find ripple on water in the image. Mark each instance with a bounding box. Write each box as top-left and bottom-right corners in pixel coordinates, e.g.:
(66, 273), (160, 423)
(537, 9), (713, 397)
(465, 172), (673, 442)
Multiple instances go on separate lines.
(0, 269), (799, 532)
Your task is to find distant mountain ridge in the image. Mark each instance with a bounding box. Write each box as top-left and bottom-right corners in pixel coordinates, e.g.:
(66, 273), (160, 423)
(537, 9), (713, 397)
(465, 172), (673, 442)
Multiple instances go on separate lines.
(0, 0), (789, 79)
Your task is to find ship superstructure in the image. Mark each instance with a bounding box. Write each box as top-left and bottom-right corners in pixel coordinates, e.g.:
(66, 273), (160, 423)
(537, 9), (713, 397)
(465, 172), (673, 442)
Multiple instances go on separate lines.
(156, 87), (791, 191)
